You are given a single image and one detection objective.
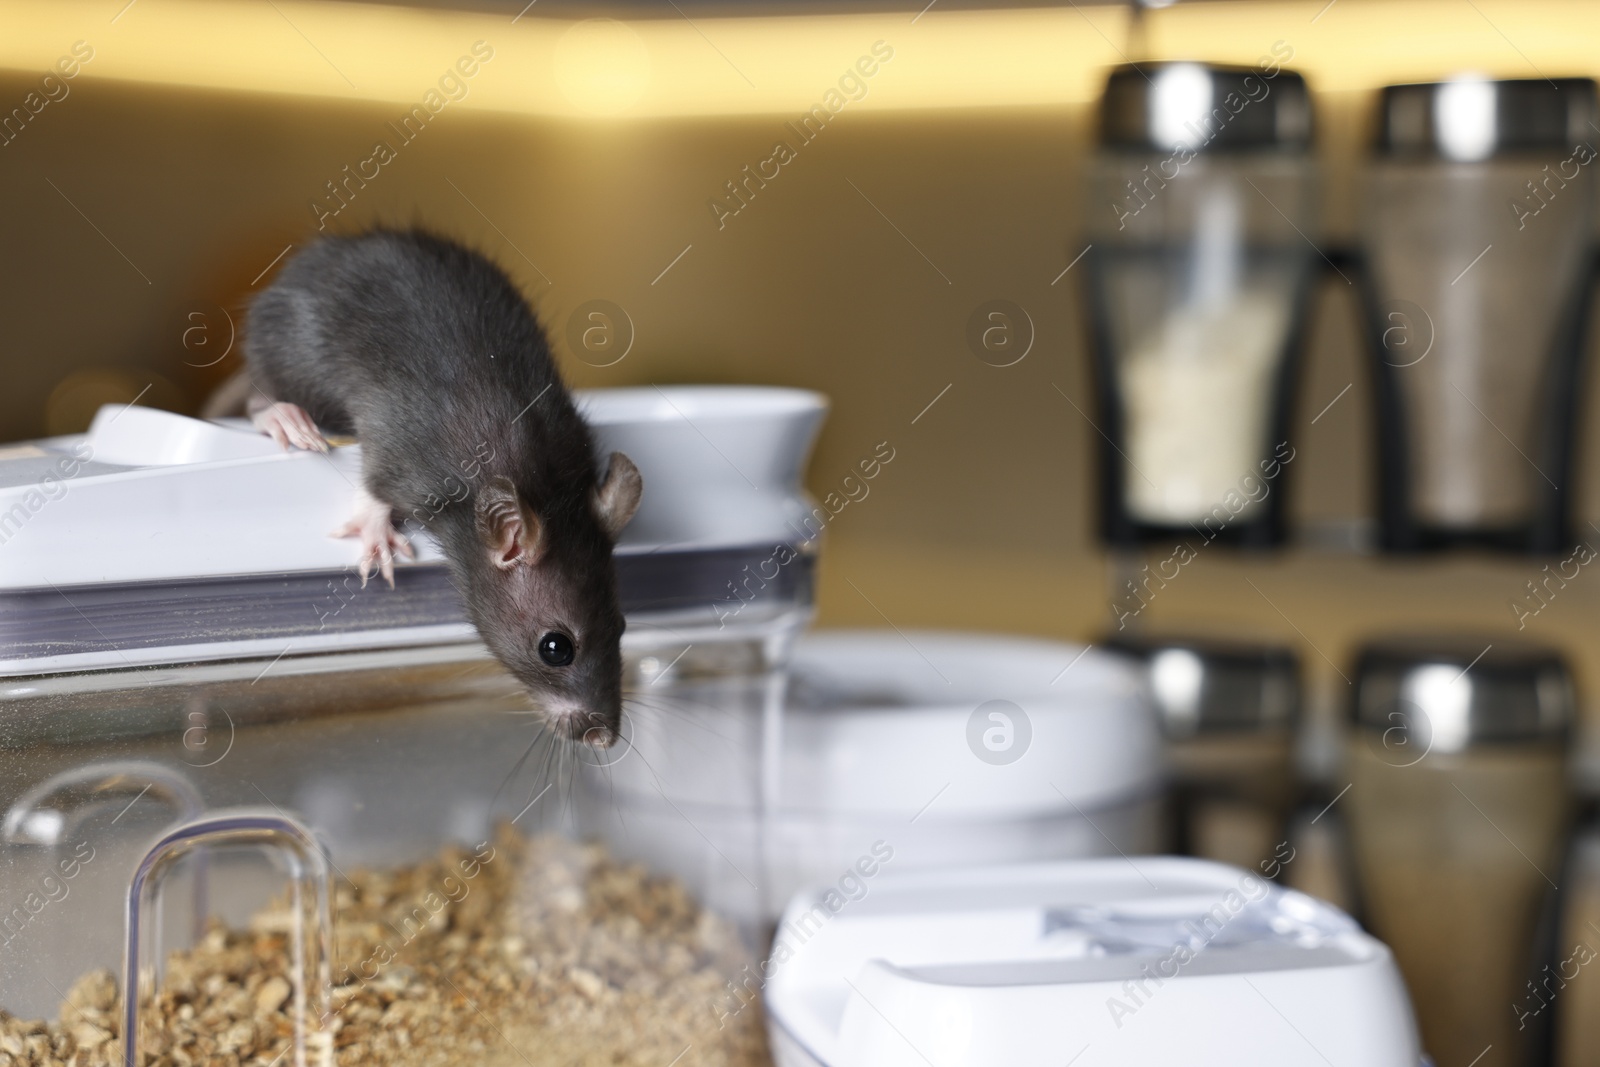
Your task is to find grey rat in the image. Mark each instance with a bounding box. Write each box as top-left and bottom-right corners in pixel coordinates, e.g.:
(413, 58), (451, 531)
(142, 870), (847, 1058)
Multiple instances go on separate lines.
(240, 228), (642, 748)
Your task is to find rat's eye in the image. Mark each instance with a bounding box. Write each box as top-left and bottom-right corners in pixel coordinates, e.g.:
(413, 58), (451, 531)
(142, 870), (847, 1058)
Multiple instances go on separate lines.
(538, 632), (575, 667)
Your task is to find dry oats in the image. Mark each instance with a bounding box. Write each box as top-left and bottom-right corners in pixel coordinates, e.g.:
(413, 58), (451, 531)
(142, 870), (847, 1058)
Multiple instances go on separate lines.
(0, 828), (770, 1067)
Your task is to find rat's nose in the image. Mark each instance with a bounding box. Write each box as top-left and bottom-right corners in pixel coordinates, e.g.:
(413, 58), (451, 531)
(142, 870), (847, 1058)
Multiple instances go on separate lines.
(582, 725), (616, 748)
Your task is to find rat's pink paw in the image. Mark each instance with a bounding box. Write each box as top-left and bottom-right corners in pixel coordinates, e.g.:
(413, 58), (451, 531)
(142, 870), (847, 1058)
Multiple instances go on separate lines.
(331, 488), (413, 588)
(252, 401), (328, 452)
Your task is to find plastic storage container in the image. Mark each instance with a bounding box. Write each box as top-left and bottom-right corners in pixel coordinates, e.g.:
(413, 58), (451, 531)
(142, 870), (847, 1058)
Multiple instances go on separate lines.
(0, 387), (825, 1065)
(764, 856), (1423, 1067)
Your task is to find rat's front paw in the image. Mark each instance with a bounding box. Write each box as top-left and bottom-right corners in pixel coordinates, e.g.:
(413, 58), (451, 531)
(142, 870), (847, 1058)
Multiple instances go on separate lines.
(252, 401), (328, 452)
(331, 488), (414, 588)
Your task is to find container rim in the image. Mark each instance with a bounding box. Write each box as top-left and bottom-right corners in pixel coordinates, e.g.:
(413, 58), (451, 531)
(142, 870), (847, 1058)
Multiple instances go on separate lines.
(577, 385), (829, 424)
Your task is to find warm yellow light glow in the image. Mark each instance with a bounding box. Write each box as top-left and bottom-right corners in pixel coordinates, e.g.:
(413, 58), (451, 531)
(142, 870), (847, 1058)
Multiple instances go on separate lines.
(0, 0), (1596, 119)
(553, 18), (652, 116)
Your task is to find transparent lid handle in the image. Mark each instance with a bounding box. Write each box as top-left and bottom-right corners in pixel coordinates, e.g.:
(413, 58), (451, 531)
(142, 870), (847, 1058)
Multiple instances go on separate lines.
(122, 808), (333, 1067)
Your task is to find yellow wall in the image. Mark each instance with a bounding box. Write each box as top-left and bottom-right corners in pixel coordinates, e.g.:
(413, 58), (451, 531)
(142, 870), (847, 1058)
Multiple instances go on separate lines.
(4, 0), (1600, 757)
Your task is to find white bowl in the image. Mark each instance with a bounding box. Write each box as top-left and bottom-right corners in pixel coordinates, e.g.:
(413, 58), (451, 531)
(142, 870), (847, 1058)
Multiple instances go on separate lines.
(781, 630), (1159, 815)
(586, 631), (1164, 923)
(609, 630), (1160, 812)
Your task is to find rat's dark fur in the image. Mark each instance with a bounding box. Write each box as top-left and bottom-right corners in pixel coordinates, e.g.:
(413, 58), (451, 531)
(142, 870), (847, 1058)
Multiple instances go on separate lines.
(242, 228), (639, 744)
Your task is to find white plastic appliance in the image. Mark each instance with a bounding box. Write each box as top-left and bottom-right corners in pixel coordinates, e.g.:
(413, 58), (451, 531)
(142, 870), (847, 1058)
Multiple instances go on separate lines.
(764, 857), (1424, 1067)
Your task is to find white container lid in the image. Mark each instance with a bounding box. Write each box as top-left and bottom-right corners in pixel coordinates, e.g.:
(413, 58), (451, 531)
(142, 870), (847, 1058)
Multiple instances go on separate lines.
(780, 631), (1160, 814)
(764, 857), (1421, 1067)
(0, 387), (826, 589)
(577, 385), (828, 548)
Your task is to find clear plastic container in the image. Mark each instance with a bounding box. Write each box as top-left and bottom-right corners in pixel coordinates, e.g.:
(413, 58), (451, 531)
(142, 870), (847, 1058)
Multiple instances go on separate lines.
(0, 639), (796, 1064)
(0, 388), (826, 1065)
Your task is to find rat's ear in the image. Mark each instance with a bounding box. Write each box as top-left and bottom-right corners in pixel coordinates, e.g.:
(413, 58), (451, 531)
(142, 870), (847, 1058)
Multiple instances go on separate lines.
(593, 452), (643, 542)
(476, 476), (546, 569)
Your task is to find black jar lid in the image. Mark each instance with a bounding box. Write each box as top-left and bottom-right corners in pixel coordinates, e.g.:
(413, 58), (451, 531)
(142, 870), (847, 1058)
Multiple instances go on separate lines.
(1098, 62), (1312, 153)
(1351, 636), (1572, 748)
(1373, 77), (1598, 159)
(1103, 635), (1300, 739)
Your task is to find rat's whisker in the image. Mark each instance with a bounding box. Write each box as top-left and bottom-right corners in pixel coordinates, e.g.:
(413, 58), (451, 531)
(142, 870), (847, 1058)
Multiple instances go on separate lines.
(565, 742), (583, 825)
(536, 731), (561, 794)
(622, 696), (741, 745)
(620, 695), (704, 726)
(621, 689), (708, 717)
(608, 762), (627, 832)
(490, 722), (551, 819)
(624, 690), (722, 723)
(625, 737), (670, 795)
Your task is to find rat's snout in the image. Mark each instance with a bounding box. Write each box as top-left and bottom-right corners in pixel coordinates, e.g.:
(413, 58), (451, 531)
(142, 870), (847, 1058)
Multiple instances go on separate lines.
(582, 725), (617, 749)
(537, 697), (621, 748)
(570, 711), (619, 748)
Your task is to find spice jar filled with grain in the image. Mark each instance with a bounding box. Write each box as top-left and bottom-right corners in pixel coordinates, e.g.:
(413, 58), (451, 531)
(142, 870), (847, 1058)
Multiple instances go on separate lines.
(1083, 60), (1317, 547)
(1360, 77), (1599, 553)
(1345, 637), (1573, 1067)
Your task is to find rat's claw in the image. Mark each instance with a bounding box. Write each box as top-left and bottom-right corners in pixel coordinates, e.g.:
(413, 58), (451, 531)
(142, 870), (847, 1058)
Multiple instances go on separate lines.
(332, 487), (408, 589)
(251, 401), (328, 453)
(356, 541), (395, 589)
